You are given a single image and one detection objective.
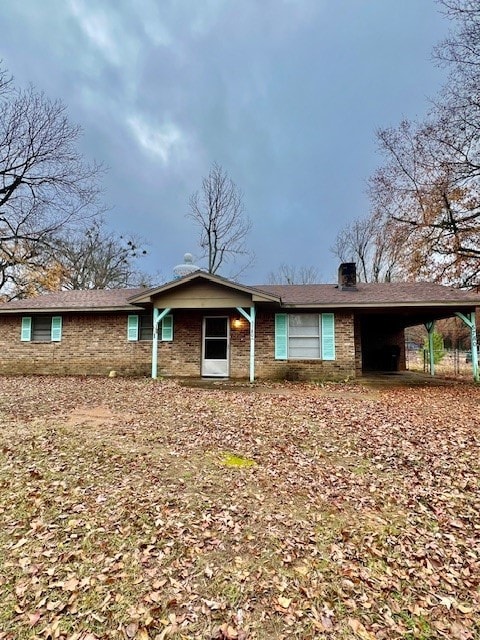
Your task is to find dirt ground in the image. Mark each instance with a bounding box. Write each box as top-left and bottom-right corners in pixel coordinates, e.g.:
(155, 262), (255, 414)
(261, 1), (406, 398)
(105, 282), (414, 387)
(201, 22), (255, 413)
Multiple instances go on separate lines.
(0, 375), (479, 639)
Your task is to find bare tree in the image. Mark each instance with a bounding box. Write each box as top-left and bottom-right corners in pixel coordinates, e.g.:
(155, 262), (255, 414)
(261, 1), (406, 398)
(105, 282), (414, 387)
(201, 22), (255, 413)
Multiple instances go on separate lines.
(435, 0), (480, 124)
(188, 162), (252, 276)
(331, 212), (406, 282)
(0, 63), (103, 297)
(267, 263), (321, 284)
(365, 1), (480, 287)
(50, 220), (152, 290)
(369, 118), (480, 286)
(3, 220), (153, 299)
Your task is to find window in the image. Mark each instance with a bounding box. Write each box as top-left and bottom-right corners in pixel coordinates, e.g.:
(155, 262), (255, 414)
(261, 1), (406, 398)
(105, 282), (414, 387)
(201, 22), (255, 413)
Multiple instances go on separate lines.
(21, 316), (62, 342)
(32, 316), (52, 342)
(288, 314), (321, 359)
(275, 313), (335, 361)
(127, 314), (173, 342)
(139, 313), (153, 341)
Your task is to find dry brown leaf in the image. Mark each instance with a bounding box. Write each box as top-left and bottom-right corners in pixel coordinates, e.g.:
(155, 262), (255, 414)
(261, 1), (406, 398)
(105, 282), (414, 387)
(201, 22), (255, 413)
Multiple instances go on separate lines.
(63, 577), (79, 592)
(27, 612), (41, 627)
(125, 622), (138, 638)
(277, 596), (292, 609)
(347, 618), (376, 639)
(219, 624), (238, 639)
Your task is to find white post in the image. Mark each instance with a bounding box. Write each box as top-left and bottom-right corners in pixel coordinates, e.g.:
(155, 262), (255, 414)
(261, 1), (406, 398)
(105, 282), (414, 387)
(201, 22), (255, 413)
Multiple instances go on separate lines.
(151, 308), (160, 379)
(249, 306), (255, 383)
(236, 306), (256, 382)
(151, 307), (171, 379)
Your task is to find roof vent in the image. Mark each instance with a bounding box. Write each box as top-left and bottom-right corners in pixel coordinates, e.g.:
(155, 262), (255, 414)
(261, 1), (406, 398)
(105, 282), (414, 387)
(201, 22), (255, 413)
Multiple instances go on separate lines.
(338, 262), (357, 291)
(173, 253), (200, 278)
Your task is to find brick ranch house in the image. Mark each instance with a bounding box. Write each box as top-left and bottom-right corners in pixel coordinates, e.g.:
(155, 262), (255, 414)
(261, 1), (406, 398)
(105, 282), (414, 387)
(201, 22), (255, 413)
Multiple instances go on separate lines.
(0, 264), (479, 381)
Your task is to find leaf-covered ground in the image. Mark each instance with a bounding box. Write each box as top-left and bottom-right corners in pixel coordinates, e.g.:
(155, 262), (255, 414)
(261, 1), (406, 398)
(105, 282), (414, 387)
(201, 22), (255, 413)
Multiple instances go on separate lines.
(0, 376), (479, 640)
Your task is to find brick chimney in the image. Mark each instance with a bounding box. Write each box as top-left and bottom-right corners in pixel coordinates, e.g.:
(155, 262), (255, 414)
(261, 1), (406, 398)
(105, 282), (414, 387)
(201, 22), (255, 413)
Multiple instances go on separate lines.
(338, 262), (357, 291)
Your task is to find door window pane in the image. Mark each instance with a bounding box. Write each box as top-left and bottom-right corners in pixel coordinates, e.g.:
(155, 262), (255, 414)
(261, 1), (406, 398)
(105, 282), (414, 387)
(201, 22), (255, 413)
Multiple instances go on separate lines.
(205, 317), (227, 337)
(205, 339), (228, 359)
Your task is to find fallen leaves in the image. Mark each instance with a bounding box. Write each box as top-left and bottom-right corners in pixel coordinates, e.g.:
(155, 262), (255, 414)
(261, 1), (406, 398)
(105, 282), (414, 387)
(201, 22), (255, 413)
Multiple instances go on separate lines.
(276, 596), (292, 609)
(0, 376), (479, 638)
(348, 618), (377, 639)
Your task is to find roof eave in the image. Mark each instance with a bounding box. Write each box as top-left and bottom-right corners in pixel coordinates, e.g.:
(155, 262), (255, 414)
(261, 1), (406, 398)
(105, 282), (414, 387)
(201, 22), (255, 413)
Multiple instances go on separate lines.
(280, 301), (479, 309)
(128, 271), (281, 304)
(0, 304), (144, 314)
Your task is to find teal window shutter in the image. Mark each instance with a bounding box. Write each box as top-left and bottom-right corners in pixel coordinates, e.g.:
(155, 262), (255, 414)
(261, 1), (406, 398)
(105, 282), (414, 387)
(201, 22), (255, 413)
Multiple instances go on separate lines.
(321, 313), (335, 360)
(21, 317), (32, 342)
(275, 314), (288, 360)
(161, 314), (173, 341)
(127, 315), (139, 341)
(51, 316), (62, 342)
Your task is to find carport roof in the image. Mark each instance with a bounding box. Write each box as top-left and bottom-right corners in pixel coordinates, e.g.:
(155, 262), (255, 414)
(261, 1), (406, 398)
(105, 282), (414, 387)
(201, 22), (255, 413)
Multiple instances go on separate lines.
(256, 282), (480, 308)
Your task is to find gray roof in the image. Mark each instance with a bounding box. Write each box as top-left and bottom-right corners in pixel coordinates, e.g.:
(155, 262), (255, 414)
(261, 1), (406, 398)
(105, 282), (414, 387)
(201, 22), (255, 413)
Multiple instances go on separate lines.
(0, 288), (146, 313)
(255, 282), (480, 308)
(0, 277), (479, 313)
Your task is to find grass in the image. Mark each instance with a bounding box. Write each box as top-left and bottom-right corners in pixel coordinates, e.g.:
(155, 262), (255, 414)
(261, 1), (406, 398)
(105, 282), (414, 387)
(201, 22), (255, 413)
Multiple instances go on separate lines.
(0, 376), (479, 639)
(220, 453), (256, 469)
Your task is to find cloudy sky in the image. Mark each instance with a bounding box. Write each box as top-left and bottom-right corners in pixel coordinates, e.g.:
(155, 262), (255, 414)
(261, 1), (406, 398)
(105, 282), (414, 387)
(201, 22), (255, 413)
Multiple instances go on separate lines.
(1, 0), (451, 284)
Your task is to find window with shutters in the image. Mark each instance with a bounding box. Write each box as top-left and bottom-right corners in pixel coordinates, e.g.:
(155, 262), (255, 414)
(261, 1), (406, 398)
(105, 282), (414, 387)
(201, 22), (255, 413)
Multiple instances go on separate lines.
(21, 316), (62, 342)
(127, 313), (173, 342)
(275, 313), (335, 361)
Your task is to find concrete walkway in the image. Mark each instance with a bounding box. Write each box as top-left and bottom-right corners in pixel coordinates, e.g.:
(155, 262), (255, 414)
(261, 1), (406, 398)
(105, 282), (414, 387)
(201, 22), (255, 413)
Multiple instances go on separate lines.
(358, 370), (473, 387)
(177, 370), (474, 390)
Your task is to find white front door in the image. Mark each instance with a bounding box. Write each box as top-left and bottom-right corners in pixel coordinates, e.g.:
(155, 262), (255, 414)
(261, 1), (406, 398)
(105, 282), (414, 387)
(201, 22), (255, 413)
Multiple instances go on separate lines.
(202, 316), (229, 377)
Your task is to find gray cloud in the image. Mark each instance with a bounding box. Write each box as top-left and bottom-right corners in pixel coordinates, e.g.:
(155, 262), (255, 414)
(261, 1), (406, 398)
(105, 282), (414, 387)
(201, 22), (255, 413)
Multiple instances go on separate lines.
(0, 0), (449, 282)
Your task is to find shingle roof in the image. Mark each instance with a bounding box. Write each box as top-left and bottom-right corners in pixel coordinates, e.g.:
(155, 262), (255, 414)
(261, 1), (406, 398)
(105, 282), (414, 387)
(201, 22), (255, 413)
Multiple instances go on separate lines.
(0, 288), (146, 312)
(254, 282), (480, 307)
(0, 279), (478, 313)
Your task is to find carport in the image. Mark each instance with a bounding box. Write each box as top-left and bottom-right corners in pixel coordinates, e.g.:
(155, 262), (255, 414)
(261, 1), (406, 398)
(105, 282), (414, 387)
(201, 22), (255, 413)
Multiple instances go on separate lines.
(357, 302), (478, 381)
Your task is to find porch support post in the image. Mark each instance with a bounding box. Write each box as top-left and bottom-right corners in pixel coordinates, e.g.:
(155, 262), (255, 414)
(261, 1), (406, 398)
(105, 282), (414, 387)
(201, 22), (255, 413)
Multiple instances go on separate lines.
(455, 311), (479, 382)
(424, 321), (435, 377)
(151, 307), (171, 379)
(236, 306), (256, 383)
(249, 306), (255, 383)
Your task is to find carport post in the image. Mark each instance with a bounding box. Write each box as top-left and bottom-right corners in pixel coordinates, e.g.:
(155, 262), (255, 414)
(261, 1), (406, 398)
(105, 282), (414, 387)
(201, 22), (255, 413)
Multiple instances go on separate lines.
(424, 321), (435, 376)
(151, 307), (171, 379)
(455, 312), (479, 382)
(472, 318), (479, 382)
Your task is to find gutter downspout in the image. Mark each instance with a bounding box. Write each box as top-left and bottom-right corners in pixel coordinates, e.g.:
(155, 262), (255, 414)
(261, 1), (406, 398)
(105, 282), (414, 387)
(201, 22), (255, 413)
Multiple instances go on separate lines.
(236, 306), (256, 382)
(151, 307), (171, 379)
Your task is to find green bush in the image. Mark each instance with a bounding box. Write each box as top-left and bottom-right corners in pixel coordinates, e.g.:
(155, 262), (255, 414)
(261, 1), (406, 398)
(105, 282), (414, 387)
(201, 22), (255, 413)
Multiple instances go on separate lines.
(423, 332), (445, 364)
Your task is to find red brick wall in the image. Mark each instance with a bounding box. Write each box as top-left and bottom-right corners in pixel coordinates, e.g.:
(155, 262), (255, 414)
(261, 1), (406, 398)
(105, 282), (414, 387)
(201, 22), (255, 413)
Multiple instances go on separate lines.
(156, 309), (251, 378)
(0, 313), (152, 376)
(0, 309), (357, 380)
(253, 310), (356, 381)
